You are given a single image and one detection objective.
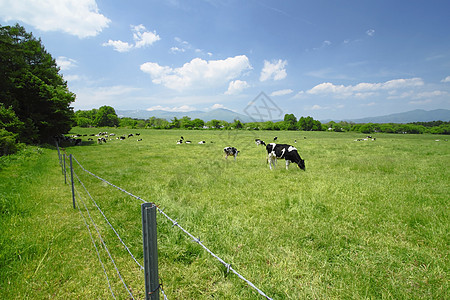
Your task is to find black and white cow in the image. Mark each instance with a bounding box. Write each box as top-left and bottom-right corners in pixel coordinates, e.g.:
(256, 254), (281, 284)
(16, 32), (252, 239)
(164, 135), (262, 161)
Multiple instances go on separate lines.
(255, 139), (266, 146)
(224, 147), (239, 160)
(266, 143), (305, 170)
(97, 137), (107, 144)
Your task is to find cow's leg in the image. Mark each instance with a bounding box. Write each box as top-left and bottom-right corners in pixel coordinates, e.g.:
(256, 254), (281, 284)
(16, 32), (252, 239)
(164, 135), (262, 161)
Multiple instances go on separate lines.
(268, 154), (275, 170)
(285, 160), (290, 170)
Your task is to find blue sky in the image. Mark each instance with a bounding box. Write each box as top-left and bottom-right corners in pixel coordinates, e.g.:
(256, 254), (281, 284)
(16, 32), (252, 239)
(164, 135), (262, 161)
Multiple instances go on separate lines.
(1, 0), (449, 121)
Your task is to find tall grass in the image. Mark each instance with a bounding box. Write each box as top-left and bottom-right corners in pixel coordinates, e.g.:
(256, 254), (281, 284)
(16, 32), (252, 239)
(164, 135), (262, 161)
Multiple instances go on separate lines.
(1, 129), (448, 299)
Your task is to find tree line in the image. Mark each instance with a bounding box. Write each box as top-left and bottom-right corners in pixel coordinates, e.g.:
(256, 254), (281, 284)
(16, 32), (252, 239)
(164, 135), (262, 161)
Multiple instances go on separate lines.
(75, 107), (449, 134)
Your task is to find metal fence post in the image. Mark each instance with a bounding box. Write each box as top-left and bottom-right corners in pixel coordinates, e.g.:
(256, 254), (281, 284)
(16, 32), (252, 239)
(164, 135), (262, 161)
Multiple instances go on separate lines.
(70, 154), (75, 209)
(56, 141), (63, 174)
(142, 203), (159, 300)
(63, 154), (67, 184)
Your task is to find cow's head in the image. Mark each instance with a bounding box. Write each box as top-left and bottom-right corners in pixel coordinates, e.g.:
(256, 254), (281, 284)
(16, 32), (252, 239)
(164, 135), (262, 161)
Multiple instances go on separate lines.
(297, 158), (306, 171)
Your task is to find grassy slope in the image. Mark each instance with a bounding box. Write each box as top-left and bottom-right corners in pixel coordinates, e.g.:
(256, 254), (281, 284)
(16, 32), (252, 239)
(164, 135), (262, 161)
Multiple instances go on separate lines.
(0, 129), (448, 299)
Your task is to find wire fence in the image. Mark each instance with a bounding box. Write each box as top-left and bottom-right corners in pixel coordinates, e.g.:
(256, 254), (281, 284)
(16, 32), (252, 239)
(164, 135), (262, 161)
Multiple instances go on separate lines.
(59, 147), (273, 300)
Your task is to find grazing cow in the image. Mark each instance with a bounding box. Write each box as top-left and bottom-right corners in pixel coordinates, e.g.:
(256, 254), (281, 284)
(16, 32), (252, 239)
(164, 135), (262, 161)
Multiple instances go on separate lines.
(137, 138), (143, 141)
(176, 139), (183, 144)
(97, 137), (107, 144)
(198, 141), (206, 144)
(266, 143), (305, 171)
(128, 133), (134, 138)
(224, 147), (239, 160)
(274, 136), (278, 141)
(185, 140), (192, 144)
(255, 139), (266, 146)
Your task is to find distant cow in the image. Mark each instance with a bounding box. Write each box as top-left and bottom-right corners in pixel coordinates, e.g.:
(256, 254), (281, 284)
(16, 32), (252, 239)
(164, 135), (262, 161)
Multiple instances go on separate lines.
(224, 147), (239, 160)
(255, 139), (266, 146)
(97, 137), (107, 144)
(266, 143), (305, 170)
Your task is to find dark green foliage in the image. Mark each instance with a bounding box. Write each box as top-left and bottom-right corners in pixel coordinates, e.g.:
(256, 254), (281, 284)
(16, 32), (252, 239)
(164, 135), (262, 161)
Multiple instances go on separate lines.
(0, 24), (75, 144)
(298, 116), (323, 131)
(148, 116), (170, 129)
(284, 113), (297, 130)
(93, 105), (119, 127)
(328, 121), (449, 134)
(0, 103), (24, 134)
(0, 129), (20, 156)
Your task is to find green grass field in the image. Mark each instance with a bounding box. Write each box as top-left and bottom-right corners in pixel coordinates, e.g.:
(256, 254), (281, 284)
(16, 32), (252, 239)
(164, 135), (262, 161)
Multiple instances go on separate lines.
(1, 128), (448, 299)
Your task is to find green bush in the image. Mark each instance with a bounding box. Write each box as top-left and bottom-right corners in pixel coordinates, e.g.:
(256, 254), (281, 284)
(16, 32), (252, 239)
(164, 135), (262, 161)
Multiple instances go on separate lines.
(0, 129), (20, 156)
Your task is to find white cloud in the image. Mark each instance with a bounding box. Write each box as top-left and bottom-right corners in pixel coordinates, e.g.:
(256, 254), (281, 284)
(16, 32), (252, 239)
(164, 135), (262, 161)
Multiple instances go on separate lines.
(414, 90), (448, 99)
(102, 40), (134, 52)
(409, 99), (432, 105)
(132, 24), (160, 48)
(56, 56), (77, 70)
(260, 59), (287, 81)
(103, 24), (160, 52)
(140, 55), (252, 90)
(441, 76), (450, 83)
(225, 80), (249, 95)
(211, 104), (225, 110)
(306, 78), (424, 98)
(170, 47), (185, 54)
(146, 105), (196, 112)
(72, 85), (141, 109)
(0, 0), (110, 38)
(366, 29), (375, 36)
(293, 91), (305, 99)
(270, 89), (293, 96)
(313, 40), (332, 51)
(171, 37), (213, 57)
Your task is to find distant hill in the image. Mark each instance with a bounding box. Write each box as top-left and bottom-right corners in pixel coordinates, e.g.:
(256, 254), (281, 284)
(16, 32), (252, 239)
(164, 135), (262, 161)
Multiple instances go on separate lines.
(116, 108), (255, 122)
(346, 109), (450, 123)
(117, 108), (450, 124)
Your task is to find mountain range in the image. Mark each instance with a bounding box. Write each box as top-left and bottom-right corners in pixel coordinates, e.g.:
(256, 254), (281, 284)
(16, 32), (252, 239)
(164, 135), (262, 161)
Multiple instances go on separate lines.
(344, 109), (450, 123)
(116, 108), (450, 124)
(116, 108), (255, 123)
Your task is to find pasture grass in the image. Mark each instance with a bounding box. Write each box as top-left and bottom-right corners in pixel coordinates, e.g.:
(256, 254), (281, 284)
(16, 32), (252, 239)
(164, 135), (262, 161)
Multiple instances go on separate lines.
(1, 128), (448, 299)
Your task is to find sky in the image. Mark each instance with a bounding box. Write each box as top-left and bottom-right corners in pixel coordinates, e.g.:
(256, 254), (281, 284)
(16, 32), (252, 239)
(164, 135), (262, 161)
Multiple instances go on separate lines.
(1, 0), (450, 121)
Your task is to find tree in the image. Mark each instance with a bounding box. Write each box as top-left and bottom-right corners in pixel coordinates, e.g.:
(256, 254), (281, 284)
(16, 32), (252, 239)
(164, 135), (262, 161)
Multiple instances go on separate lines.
(93, 106), (119, 127)
(180, 116), (194, 129)
(232, 119), (243, 129)
(170, 117), (181, 128)
(206, 119), (221, 129)
(0, 104), (24, 155)
(148, 117), (169, 129)
(0, 24), (75, 143)
(0, 103), (24, 135)
(284, 114), (297, 130)
(192, 118), (205, 128)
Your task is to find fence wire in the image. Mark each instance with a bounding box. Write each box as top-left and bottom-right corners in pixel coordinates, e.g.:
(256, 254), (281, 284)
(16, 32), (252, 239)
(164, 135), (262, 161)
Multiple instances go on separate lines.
(73, 185), (116, 299)
(72, 170), (135, 299)
(67, 154), (169, 300)
(71, 154), (273, 300)
(74, 169), (144, 271)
